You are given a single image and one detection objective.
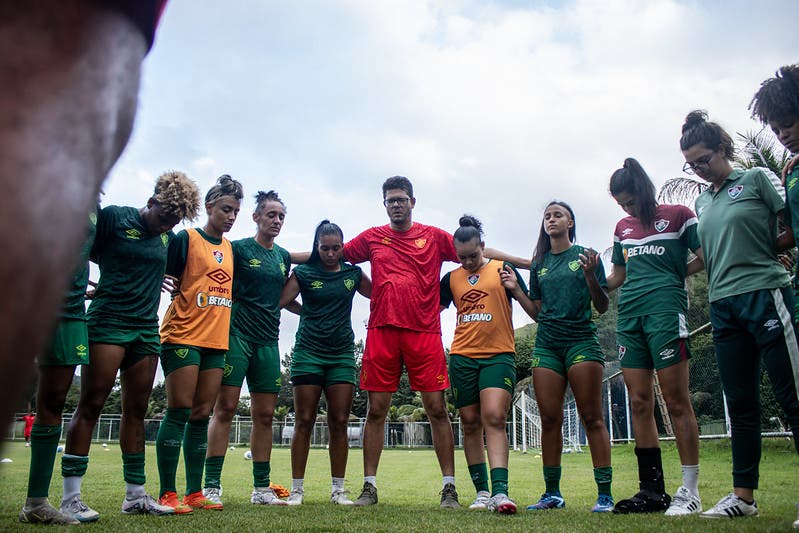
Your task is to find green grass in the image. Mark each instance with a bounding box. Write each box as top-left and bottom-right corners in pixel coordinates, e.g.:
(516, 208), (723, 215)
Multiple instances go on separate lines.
(1, 439), (797, 531)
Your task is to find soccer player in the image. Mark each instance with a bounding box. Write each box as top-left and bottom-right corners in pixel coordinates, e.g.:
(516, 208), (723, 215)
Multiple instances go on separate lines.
(523, 201), (614, 514)
(61, 171), (200, 522)
(156, 175), (242, 514)
(202, 190), (297, 507)
(343, 176), (528, 508)
(279, 220), (371, 506)
(19, 211), (96, 525)
(0, 0), (167, 429)
(680, 110), (799, 520)
(440, 215), (531, 515)
(606, 158), (705, 515)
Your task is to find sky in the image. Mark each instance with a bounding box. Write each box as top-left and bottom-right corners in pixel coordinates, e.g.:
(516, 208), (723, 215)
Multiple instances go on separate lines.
(97, 0), (798, 386)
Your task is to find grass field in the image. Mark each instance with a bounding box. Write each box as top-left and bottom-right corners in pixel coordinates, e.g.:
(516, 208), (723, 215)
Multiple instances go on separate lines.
(1, 439), (797, 531)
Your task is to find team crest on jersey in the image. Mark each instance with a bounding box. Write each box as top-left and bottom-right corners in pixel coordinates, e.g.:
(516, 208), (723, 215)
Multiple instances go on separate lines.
(538, 267), (548, 277)
(654, 219), (670, 232)
(89, 212), (97, 226)
(125, 228), (141, 240)
(249, 258), (262, 268)
(789, 176), (798, 190)
(617, 344), (626, 360)
(436, 374), (446, 384)
(311, 280), (324, 289)
(213, 250), (224, 264)
(161, 233), (169, 247)
(279, 263), (287, 275)
(381, 237), (391, 245)
(415, 238), (427, 248)
(568, 260), (580, 272)
(467, 273), (480, 286)
(728, 184), (744, 199)
(344, 278), (355, 291)
(622, 227), (634, 237)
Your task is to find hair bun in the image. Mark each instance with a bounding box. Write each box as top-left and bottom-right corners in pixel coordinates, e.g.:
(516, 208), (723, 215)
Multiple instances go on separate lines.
(682, 110), (708, 133)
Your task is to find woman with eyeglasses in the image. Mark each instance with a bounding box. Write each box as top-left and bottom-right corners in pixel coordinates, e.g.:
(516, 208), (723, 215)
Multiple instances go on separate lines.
(523, 201), (614, 514)
(605, 158), (705, 516)
(680, 110), (799, 520)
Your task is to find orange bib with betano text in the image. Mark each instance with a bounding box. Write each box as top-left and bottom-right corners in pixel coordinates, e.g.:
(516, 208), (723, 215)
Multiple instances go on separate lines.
(160, 229), (234, 350)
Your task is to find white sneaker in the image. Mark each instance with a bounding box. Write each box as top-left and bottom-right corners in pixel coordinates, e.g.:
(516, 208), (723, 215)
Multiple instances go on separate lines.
(469, 491), (490, 510)
(793, 503), (799, 528)
(287, 488), (304, 506)
(121, 493), (175, 515)
(488, 493), (517, 515)
(252, 487), (288, 506)
(700, 493), (758, 519)
(330, 489), (353, 505)
(665, 486), (702, 516)
(60, 495), (100, 522)
(203, 487), (223, 506)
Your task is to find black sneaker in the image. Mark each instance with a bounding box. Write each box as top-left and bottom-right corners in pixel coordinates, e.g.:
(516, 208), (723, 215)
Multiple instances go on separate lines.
(440, 483), (460, 509)
(613, 490), (671, 514)
(353, 482), (378, 506)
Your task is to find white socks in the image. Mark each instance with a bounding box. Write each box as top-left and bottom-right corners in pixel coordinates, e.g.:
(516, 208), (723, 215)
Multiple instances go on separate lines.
(364, 475), (376, 487)
(681, 464), (699, 495)
(442, 476), (455, 488)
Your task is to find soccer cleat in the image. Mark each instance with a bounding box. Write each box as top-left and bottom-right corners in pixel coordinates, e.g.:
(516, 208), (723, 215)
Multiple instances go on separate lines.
(527, 492), (566, 510)
(488, 493), (517, 514)
(19, 500), (80, 525)
(287, 488), (304, 506)
(700, 493), (758, 519)
(439, 483), (460, 509)
(203, 487), (223, 506)
(592, 494), (615, 513)
(330, 489), (354, 505)
(353, 482), (378, 506)
(793, 503), (799, 528)
(469, 491), (491, 510)
(613, 489), (670, 514)
(252, 487), (288, 506)
(60, 495), (100, 522)
(665, 486), (702, 516)
(157, 492), (193, 514)
(183, 490), (224, 510)
(121, 493), (175, 515)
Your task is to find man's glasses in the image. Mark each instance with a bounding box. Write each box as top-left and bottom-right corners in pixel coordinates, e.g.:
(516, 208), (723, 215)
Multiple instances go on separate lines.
(383, 197), (411, 207)
(682, 152), (715, 175)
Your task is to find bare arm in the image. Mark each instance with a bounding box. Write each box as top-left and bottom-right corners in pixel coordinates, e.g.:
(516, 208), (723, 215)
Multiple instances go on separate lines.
(605, 263), (626, 292)
(484, 247), (531, 270)
(579, 249), (609, 314)
(499, 264), (541, 319)
(357, 272), (372, 299)
(279, 272), (301, 312)
(290, 251), (310, 264)
(686, 248), (706, 276)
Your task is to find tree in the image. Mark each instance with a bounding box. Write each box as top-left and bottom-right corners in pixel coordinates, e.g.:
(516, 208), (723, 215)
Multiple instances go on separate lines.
(146, 381), (167, 417)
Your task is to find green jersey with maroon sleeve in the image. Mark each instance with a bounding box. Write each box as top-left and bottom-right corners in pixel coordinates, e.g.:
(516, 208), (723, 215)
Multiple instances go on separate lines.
(229, 237), (291, 344)
(293, 261), (363, 355)
(86, 205), (173, 327)
(529, 244), (607, 346)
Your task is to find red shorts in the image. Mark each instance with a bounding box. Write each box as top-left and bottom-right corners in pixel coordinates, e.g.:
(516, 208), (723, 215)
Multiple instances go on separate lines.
(360, 326), (449, 392)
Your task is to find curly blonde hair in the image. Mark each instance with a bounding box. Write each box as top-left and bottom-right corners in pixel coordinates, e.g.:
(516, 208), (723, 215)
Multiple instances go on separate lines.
(153, 170), (201, 221)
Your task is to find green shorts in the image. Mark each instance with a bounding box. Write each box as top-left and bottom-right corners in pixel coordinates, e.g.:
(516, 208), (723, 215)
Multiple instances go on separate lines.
(41, 319), (89, 367)
(617, 312), (691, 370)
(290, 349), (357, 387)
(532, 338), (605, 378)
(160, 344), (226, 377)
(222, 335), (281, 393)
(448, 353), (516, 409)
(88, 323), (160, 370)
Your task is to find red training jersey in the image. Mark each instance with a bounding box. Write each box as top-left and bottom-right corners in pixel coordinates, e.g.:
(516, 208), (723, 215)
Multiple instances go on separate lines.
(344, 222), (457, 333)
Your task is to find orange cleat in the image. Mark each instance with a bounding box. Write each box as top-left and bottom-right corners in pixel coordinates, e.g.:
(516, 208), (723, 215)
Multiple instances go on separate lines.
(157, 492), (193, 515)
(183, 491), (224, 511)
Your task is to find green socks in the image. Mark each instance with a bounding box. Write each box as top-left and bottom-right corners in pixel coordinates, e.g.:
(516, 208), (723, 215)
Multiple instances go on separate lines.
(490, 467), (508, 497)
(26, 424), (60, 498)
(183, 418), (209, 495)
(594, 466), (613, 497)
(122, 452), (146, 485)
(204, 455), (225, 490)
(468, 462), (489, 493)
(253, 461), (271, 488)
(156, 408), (189, 495)
(543, 465), (562, 495)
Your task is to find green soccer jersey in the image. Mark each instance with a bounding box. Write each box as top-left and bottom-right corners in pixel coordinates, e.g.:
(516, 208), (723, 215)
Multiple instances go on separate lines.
(529, 244), (607, 346)
(87, 205), (173, 327)
(229, 237), (291, 344)
(695, 168), (790, 303)
(611, 204), (700, 317)
(62, 207), (98, 320)
(293, 261), (363, 355)
(783, 166), (799, 257)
